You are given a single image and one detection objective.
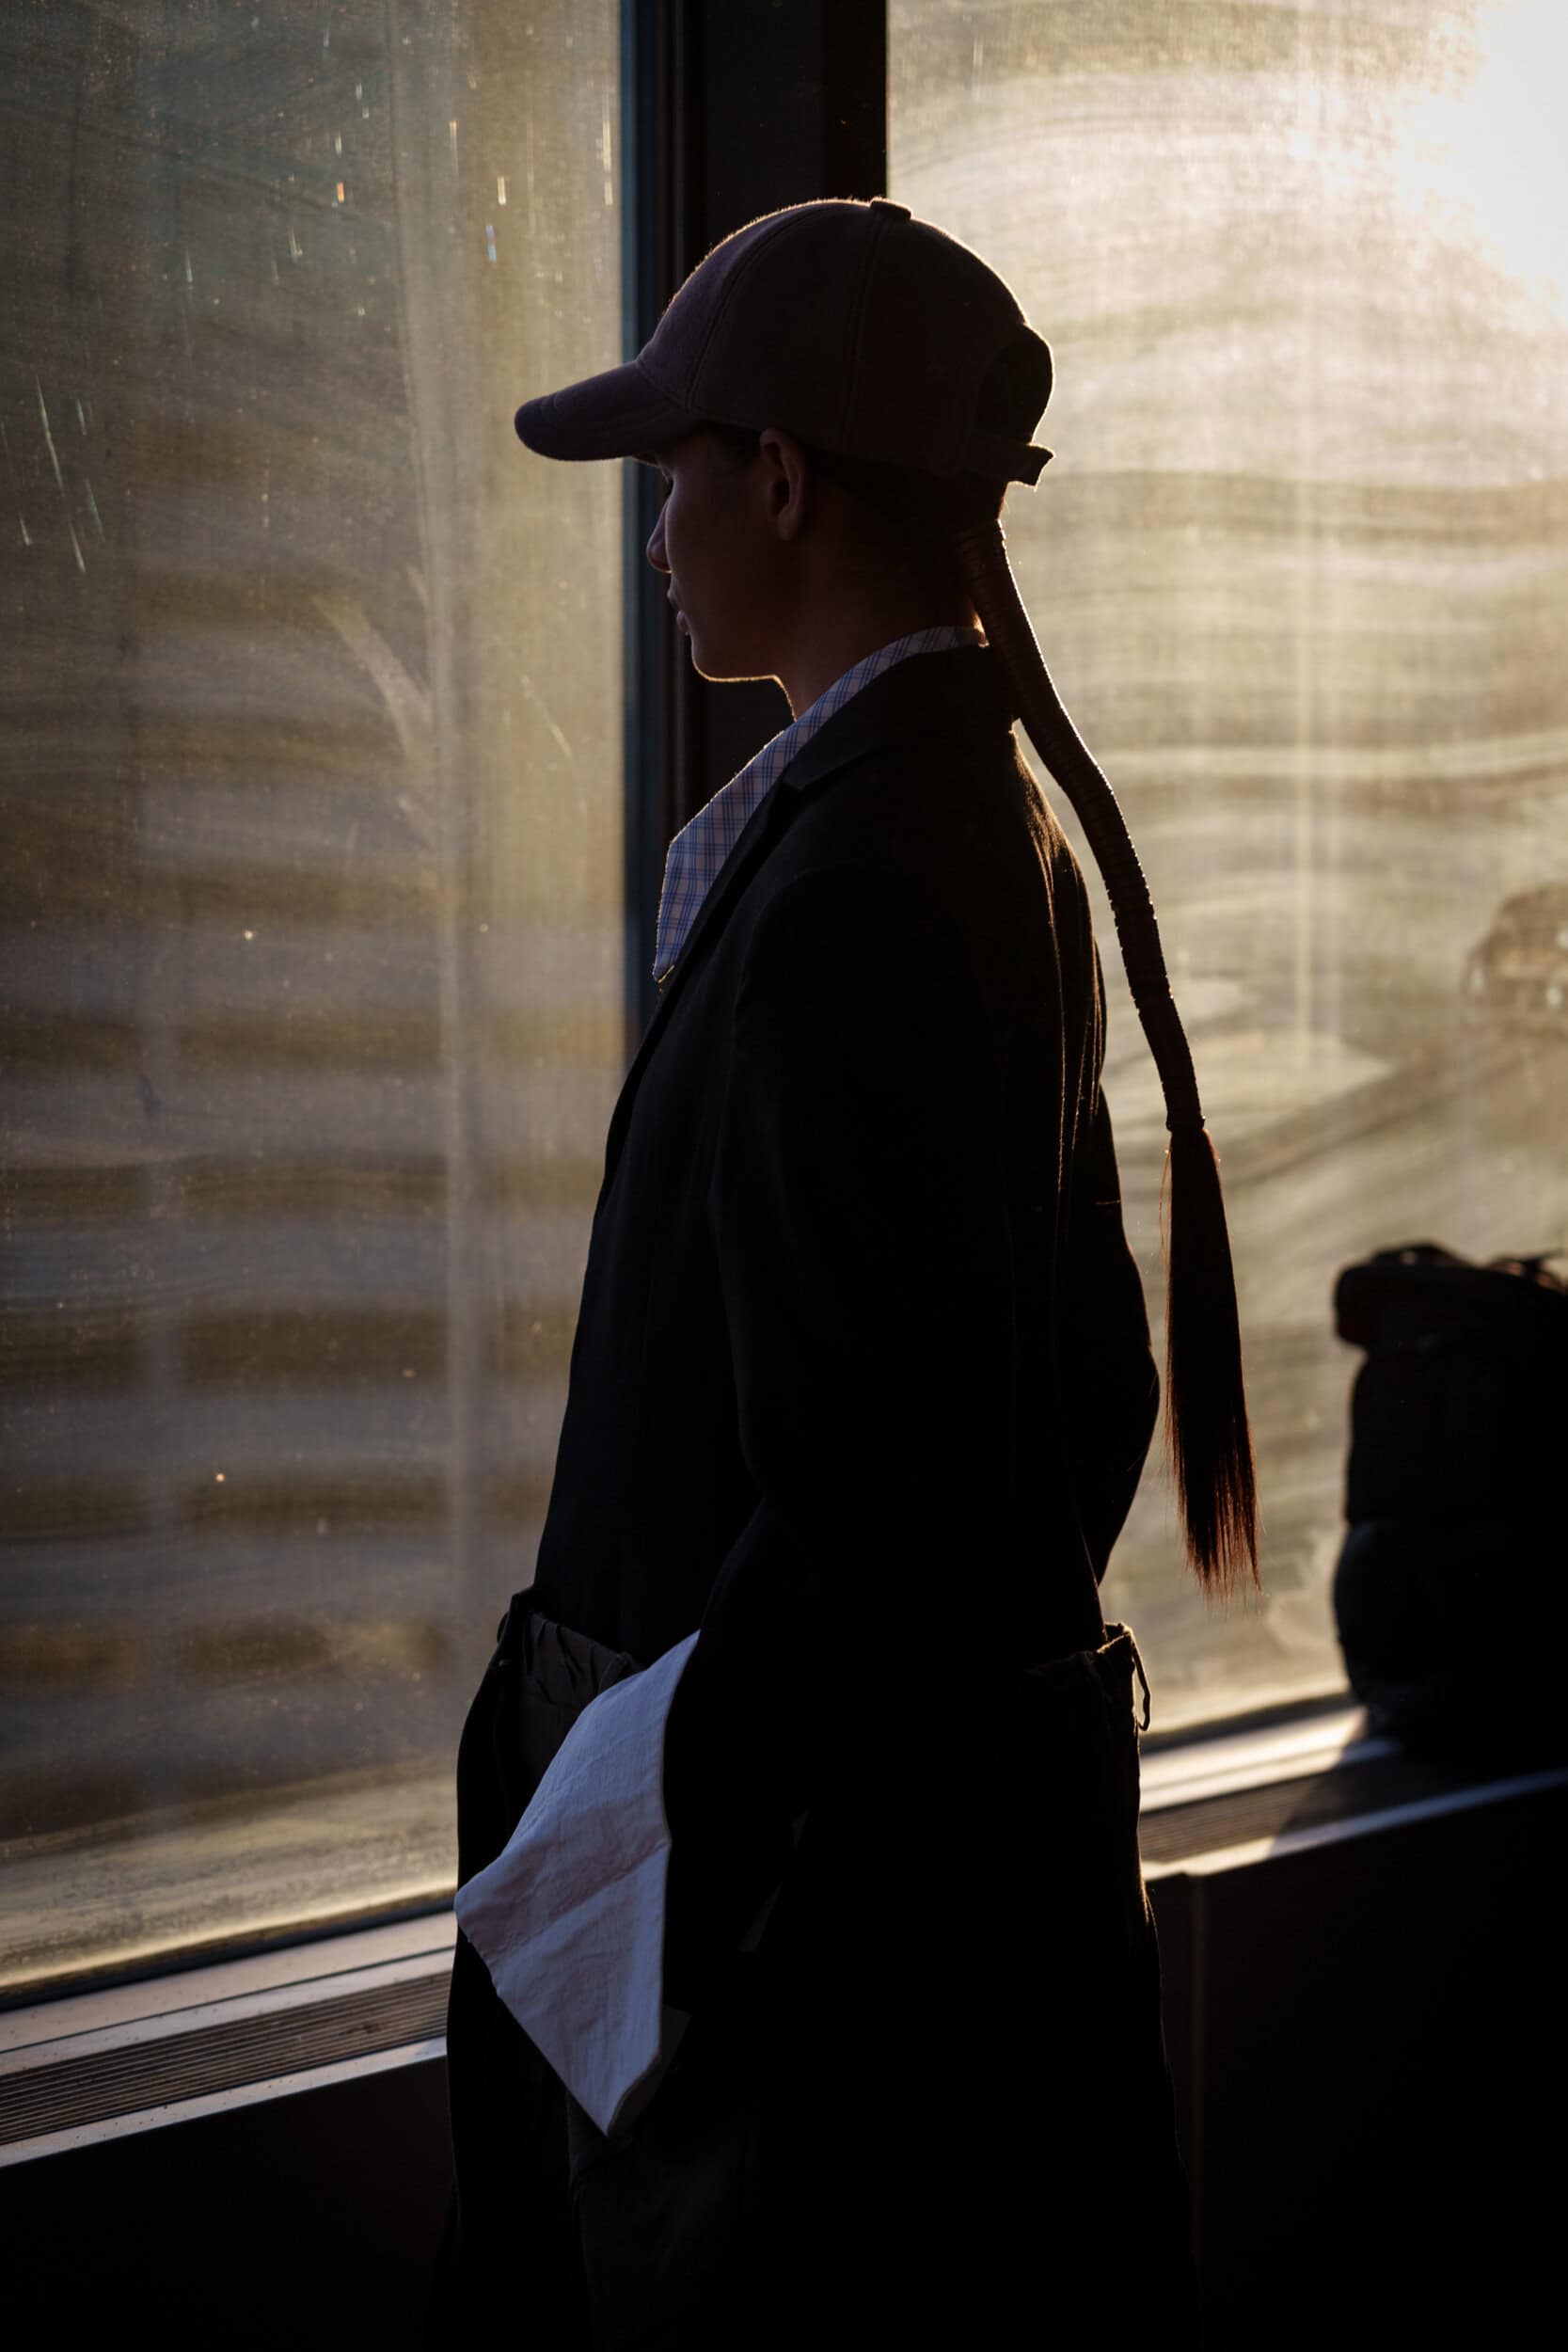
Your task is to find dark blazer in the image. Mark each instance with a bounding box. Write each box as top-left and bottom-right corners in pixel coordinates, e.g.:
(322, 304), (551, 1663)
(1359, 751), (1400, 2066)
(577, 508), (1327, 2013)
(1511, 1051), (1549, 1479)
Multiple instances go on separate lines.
(441, 641), (1196, 2350)
(528, 640), (1161, 1993)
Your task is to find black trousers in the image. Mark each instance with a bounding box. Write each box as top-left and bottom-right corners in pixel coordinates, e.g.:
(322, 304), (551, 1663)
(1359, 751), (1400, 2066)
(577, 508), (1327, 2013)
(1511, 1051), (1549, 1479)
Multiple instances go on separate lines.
(427, 1610), (1200, 2350)
(425, 1599), (636, 2348)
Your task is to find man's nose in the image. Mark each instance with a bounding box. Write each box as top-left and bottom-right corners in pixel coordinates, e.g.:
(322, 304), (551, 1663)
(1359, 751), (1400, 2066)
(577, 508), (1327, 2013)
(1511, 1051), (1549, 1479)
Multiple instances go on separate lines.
(645, 509), (668, 573)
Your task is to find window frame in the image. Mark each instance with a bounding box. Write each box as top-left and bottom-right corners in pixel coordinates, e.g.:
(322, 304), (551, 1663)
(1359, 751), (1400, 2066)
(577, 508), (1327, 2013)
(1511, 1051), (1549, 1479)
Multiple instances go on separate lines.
(12, 0), (1524, 2105)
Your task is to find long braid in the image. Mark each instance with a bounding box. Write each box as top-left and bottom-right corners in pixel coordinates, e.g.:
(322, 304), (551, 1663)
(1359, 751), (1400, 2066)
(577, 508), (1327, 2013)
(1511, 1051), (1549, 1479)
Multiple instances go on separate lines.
(955, 517), (1261, 1599)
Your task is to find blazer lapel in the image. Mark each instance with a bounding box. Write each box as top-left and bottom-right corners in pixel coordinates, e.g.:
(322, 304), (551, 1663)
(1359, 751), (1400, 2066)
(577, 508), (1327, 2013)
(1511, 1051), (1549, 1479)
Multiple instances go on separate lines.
(596, 644), (1018, 1204)
(596, 770), (805, 1200)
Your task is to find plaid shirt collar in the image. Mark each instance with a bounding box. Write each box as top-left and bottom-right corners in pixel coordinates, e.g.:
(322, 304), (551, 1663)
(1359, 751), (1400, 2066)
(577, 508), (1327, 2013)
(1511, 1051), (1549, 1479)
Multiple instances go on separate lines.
(652, 624), (986, 984)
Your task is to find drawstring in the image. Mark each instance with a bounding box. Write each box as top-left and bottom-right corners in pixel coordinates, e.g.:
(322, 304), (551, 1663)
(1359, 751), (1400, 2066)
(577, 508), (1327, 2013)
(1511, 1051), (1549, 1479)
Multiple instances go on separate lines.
(1126, 1629), (1152, 1733)
(1101, 1621), (1152, 1730)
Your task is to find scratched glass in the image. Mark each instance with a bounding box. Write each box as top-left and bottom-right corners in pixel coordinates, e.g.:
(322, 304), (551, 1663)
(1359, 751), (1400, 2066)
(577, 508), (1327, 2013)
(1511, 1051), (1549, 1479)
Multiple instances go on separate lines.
(0, 1), (623, 1998)
(891, 0), (1568, 1728)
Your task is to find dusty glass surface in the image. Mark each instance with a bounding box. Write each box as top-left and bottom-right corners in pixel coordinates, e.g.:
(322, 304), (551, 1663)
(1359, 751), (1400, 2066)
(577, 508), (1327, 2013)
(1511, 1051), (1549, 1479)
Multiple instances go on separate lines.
(891, 0), (1568, 1728)
(1, 0), (624, 1997)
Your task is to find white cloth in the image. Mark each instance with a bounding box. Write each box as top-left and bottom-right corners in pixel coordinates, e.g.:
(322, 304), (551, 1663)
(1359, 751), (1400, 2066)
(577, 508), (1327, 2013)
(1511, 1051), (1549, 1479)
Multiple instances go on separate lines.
(453, 1631), (699, 2138)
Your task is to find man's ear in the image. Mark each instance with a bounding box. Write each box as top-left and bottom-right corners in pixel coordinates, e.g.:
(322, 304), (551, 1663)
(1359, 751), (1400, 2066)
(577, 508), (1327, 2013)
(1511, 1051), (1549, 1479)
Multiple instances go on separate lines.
(757, 426), (809, 542)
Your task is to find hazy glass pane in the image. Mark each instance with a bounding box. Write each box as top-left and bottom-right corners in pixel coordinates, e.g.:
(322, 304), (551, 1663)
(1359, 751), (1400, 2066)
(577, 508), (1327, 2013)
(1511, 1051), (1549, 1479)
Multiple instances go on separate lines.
(891, 1), (1568, 1729)
(1, 0), (623, 1997)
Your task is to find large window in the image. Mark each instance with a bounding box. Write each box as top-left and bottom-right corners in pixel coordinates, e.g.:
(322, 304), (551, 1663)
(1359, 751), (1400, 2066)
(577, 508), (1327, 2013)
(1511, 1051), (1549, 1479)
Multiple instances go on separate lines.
(1, 0), (624, 2001)
(9, 0), (1567, 2014)
(891, 0), (1568, 1728)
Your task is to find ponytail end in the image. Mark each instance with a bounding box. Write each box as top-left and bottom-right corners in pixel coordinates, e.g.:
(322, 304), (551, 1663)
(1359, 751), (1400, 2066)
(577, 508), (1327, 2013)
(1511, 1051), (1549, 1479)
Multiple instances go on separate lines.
(1162, 1122), (1261, 1601)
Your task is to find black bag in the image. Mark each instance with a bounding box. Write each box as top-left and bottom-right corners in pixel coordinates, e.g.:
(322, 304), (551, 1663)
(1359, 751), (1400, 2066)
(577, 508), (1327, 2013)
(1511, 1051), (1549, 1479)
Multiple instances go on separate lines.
(1331, 1239), (1568, 1757)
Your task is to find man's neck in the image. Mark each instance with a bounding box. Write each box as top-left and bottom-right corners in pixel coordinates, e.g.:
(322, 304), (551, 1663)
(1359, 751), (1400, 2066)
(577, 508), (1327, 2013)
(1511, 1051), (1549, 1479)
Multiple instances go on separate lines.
(776, 605), (979, 721)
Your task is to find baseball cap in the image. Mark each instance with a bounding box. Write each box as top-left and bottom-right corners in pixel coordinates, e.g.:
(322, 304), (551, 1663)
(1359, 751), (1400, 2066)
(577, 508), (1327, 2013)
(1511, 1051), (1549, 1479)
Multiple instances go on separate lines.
(515, 195), (1053, 485)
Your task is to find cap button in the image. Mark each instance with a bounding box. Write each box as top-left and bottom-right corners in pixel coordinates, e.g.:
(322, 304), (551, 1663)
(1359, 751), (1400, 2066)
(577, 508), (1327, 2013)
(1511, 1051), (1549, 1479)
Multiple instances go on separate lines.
(869, 198), (911, 220)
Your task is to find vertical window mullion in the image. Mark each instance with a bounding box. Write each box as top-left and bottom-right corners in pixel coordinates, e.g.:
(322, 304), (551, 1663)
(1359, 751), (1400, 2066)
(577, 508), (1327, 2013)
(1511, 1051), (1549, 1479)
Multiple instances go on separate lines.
(620, 1), (889, 1049)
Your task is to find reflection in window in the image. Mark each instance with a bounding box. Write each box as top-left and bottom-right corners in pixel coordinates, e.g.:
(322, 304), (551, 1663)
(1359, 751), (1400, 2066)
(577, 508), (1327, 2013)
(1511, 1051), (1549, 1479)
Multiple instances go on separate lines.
(1, 1), (623, 1997)
(891, 1), (1568, 1728)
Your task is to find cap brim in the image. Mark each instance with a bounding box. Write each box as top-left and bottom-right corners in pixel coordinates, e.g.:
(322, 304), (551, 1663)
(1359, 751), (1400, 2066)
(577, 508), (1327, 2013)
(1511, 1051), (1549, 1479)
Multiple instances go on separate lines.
(515, 357), (697, 462)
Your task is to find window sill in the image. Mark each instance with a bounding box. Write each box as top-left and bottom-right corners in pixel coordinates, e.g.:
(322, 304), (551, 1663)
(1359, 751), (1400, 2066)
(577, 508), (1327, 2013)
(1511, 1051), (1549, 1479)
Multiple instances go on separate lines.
(0, 1909), (456, 2169)
(1140, 1701), (1568, 1876)
(6, 1711), (1567, 2169)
